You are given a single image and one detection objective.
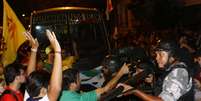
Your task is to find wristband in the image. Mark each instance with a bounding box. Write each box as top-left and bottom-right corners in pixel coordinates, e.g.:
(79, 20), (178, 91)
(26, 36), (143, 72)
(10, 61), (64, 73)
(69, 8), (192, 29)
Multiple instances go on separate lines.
(55, 51), (61, 54)
(31, 48), (37, 52)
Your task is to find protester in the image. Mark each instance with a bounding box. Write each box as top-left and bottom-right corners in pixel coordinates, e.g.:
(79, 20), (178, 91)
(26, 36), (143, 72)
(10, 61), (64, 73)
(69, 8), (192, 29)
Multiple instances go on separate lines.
(193, 50), (201, 101)
(59, 63), (129, 101)
(1, 63), (26, 101)
(23, 30), (62, 101)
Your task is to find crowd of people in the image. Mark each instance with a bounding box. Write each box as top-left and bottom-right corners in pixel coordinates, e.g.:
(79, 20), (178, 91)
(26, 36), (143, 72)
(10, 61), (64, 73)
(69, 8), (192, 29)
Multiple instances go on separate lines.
(0, 28), (200, 101)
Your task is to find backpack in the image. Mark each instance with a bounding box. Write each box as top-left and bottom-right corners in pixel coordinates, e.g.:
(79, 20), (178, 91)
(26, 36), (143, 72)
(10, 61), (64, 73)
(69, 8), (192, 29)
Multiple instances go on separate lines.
(0, 89), (18, 101)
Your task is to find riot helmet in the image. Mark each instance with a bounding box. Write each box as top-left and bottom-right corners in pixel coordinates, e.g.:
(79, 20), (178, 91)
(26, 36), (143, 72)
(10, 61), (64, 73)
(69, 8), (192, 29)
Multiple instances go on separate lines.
(155, 40), (181, 70)
(155, 40), (180, 58)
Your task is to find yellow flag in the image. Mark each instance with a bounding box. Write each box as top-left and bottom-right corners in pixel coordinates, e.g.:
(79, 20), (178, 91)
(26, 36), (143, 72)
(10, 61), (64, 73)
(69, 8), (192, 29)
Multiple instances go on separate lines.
(3, 0), (26, 66)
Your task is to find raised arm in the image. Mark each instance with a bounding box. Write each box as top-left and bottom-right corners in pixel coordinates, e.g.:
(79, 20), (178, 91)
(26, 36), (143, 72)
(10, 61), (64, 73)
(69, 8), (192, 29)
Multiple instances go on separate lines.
(46, 30), (62, 101)
(96, 63), (129, 96)
(24, 31), (39, 76)
(119, 83), (163, 101)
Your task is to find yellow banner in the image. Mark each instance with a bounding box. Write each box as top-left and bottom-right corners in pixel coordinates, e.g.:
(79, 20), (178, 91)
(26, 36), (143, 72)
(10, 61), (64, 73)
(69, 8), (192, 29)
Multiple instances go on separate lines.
(3, 0), (26, 66)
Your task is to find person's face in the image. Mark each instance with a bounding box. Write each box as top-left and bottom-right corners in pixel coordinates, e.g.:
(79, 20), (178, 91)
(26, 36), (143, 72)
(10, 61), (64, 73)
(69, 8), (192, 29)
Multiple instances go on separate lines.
(195, 56), (201, 66)
(155, 51), (169, 69)
(19, 69), (26, 83)
(36, 61), (43, 70)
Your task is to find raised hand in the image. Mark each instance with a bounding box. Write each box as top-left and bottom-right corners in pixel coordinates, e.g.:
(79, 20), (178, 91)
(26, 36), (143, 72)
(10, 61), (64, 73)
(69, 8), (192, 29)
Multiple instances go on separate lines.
(45, 29), (62, 101)
(23, 31), (39, 49)
(46, 29), (61, 52)
(24, 31), (39, 75)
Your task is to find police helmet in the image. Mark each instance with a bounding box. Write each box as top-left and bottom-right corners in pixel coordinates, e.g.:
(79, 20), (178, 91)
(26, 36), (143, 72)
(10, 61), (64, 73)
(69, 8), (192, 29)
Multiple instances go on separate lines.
(155, 40), (180, 57)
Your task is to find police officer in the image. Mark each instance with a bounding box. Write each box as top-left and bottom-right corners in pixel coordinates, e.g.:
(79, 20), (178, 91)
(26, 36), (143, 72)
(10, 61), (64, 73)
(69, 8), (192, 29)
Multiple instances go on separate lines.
(119, 40), (194, 101)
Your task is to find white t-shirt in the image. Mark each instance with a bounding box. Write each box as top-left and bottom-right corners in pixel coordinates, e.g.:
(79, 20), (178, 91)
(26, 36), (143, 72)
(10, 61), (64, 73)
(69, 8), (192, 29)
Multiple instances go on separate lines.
(24, 90), (49, 101)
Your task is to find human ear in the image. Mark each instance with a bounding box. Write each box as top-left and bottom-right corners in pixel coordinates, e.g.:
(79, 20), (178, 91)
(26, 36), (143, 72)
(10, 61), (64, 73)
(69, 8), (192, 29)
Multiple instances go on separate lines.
(40, 87), (48, 96)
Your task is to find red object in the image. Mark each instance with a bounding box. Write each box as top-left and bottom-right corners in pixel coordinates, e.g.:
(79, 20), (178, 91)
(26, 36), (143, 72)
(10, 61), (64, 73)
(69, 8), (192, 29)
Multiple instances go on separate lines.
(1, 86), (23, 101)
(105, 0), (113, 20)
(107, 0), (113, 12)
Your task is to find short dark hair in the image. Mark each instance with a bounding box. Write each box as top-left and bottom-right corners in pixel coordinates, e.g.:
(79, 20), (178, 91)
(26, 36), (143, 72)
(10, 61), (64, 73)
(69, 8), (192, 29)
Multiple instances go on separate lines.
(4, 63), (24, 85)
(62, 68), (79, 90)
(26, 70), (50, 97)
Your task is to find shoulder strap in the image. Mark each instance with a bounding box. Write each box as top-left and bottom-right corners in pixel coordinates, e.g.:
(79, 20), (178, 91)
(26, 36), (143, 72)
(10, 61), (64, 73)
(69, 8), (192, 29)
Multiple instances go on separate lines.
(27, 97), (42, 101)
(1, 89), (19, 101)
(172, 62), (191, 83)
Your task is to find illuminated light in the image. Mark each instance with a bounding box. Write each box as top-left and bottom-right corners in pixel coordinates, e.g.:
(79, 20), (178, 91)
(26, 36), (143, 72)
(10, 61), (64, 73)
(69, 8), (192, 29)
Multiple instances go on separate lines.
(35, 25), (41, 30)
(75, 19), (79, 22)
(22, 14), (25, 17)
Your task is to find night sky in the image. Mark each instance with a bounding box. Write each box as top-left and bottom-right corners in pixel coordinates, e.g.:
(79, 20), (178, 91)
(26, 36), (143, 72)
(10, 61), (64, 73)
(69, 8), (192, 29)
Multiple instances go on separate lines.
(1, 0), (201, 30)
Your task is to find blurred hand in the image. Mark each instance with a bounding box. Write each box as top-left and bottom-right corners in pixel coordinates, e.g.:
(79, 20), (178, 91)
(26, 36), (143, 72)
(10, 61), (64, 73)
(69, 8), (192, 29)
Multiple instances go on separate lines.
(117, 83), (133, 92)
(133, 68), (144, 76)
(46, 30), (61, 52)
(23, 31), (39, 49)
